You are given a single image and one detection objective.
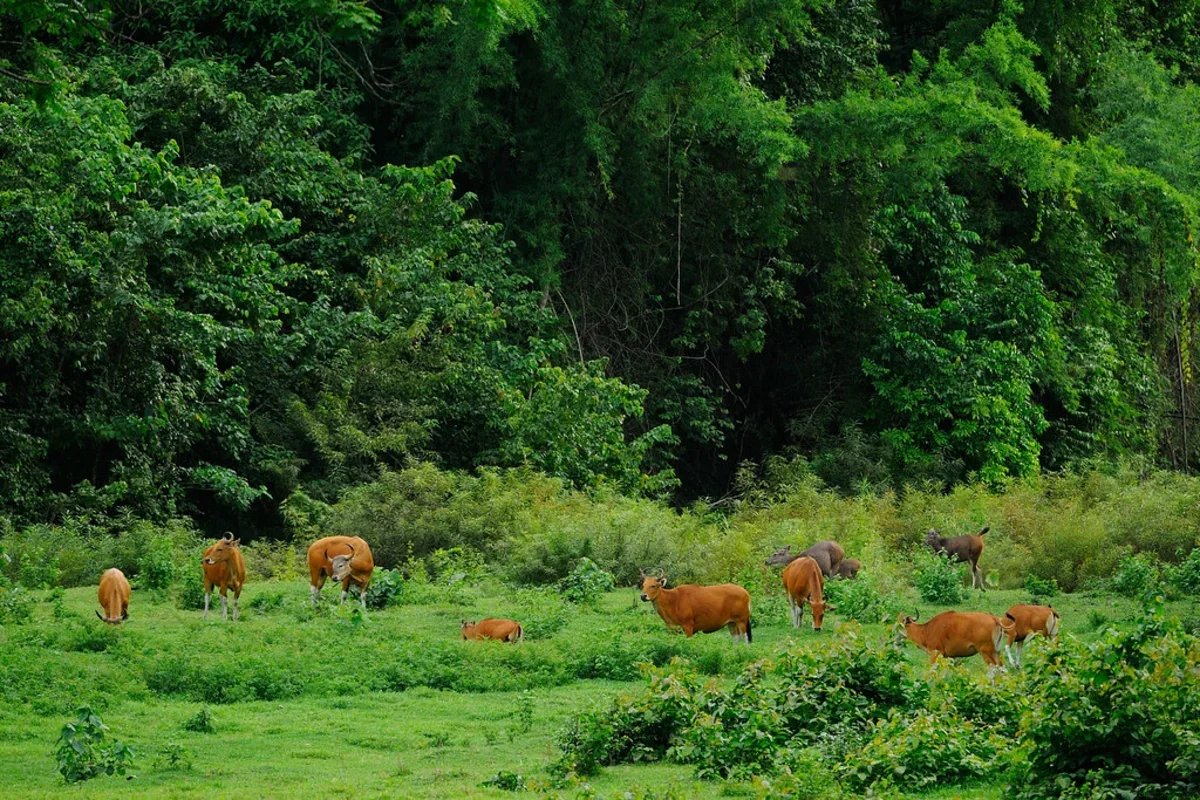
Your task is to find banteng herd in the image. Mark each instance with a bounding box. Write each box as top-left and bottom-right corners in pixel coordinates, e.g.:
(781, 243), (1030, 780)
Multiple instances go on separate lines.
(93, 525), (1059, 667)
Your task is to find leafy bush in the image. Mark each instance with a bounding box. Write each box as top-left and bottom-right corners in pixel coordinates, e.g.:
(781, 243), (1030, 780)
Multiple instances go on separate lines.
(558, 558), (617, 605)
(911, 549), (969, 604)
(174, 553), (207, 611)
(1023, 573), (1060, 603)
(0, 585), (35, 624)
(1110, 553), (1163, 599)
(823, 572), (891, 622)
(364, 569), (403, 610)
(55, 706), (136, 783)
(247, 590), (285, 613)
(482, 771), (524, 791)
(1011, 608), (1200, 798)
(136, 536), (177, 591)
(1168, 548), (1200, 596)
(183, 708), (215, 733)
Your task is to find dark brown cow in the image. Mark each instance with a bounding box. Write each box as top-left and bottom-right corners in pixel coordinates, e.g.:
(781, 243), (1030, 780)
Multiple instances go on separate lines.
(925, 527), (989, 590)
(461, 619), (523, 642)
(834, 558), (861, 580)
(96, 568), (130, 625)
(765, 540), (845, 577)
(639, 570), (752, 644)
(900, 610), (1013, 667)
(1003, 604), (1060, 664)
(782, 556), (833, 631)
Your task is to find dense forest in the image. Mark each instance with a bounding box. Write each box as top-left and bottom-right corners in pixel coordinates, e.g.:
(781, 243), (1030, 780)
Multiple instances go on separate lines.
(3, 0), (1200, 535)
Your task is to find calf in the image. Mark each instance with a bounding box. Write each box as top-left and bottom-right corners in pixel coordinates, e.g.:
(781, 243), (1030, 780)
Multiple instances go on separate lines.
(925, 526), (989, 590)
(461, 619), (523, 642)
(308, 536), (375, 610)
(765, 540), (845, 577)
(835, 558), (861, 580)
(639, 570), (752, 644)
(900, 610), (1013, 667)
(202, 532), (246, 622)
(782, 556), (834, 631)
(96, 568), (130, 625)
(1002, 604), (1060, 665)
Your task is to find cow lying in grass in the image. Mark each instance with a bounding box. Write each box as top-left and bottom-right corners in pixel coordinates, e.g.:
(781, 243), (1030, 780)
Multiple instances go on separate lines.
(900, 610), (1013, 668)
(461, 619), (523, 642)
(96, 568), (130, 625)
(1003, 604), (1060, 664)
(639, 570), (752, 644)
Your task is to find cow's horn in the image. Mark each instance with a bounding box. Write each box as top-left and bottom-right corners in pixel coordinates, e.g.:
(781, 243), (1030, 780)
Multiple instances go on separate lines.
(96, 610), (104, 622)
(223, 532), (234, 541)
(654, 568), (665, 579)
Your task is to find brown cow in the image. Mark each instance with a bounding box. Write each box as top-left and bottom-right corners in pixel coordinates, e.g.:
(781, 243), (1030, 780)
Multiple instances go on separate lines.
(639, 570), (752, 644)
(202, 532), (247, 622)
(835, 558), (862, 580)
(765, 540), (845, 577)
(925, 527), (989, 590)
(1003, 604), (1060, 665)
(308, 536), (375, 610)
(96, 568), (130, 625)
(461, 618), (523, 642)
(900, 610), (1013, 667)
(782, 556), (834, 631)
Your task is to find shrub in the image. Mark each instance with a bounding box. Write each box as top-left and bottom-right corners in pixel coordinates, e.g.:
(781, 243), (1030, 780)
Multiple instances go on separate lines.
(1110, 553), (1163, 599)
(136, 536), (177, 591)
(364, 569), (403, 610)
(911, 549), (969, 604)
(824, 572), (888, 623)
(183, 708), (215, 733)
(558, 558), (616, 605)
(0, 585), (35, 624)
(55, 705), (136, 783)
(1011, 610), (1200, 798)
(174, 554), (207, 611)
(1022, 573), (1059, 604)
(247, 590), (285, 613)
(1168, 548), (1200, 596)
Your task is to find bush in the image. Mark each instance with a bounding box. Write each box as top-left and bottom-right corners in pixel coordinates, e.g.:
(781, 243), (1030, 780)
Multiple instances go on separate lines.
(1023, 573), (1060, 604)
(174, 553), (207, 611)
(364, 569), (403, 610)
(1011, 609), (1200, 798)
(1168, 548), (1200, 595)
(247, 590), (286, 613)
(911, 549), (969, 604)
(0, 585), (35, 624)
(557, 558), (616, 605)
(1110, 553), (1163, 599)
(824, 572), (890, 623)
(55, 705), (135, 783)
(136, 536), (177, 591)
(183, 708), (215, 733)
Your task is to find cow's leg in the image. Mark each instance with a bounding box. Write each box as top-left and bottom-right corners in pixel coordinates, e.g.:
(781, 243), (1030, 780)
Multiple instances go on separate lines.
(220, 587), (228, 621)
(359, 583), (368, 612)
(232, 587), (241, 623)
(340, 577), (350, 605)
(203, 578), (213, 619)
(311, 572), (325, 606)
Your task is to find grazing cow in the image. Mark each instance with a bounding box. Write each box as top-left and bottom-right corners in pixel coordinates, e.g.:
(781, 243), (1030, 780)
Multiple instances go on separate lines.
(782, 556), (834, 631)
(639, 570), (752, 644)
(202, 532), (247, 622)
(307, 536), (375, 609)
(835, 558), (862, 580)
(461, 619), (524, 642)
(96, 568), (130, 625)
(1002, 604), (1060, 665)
(900, 610), (1013, 667)
(925, 526), (990, 590)
(765, 540), (846, 577)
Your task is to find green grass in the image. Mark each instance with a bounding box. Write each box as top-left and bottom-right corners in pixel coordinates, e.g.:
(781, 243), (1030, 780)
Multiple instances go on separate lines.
(0, 578), (1195, 798)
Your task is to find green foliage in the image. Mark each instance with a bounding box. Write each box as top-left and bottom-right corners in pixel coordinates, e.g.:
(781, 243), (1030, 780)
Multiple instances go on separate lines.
(1110, 553), (1165, 599)
(1023, 574), (1060, 604)
(557, 558), (617, 605)
(481, 770), (524, 791)
(1011, 610), (1200, 798)
(1170, 548), (1200, 596)
(182, 708), (215, 734)
(135, 537), (177, 592)
(153, 741), (191, 770)
(55, 706), (135, 784)
(911, 550), (969, 605)
(0, 585), (35, 624)
(364, 569), (404, 610)
(823, 572), (888, 622)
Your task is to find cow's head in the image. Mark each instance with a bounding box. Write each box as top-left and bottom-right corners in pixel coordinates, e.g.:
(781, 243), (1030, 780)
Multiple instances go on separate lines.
(809, 600), (835, 631)
(461, 620), (477, 640)
(638, 569), (667, 602)
(330, 545), (356, 581)
(203, 532), (240, 565)
(924, 529), (942, 549)
(95, 610), (126, 625)
(764, 545), (792, 567)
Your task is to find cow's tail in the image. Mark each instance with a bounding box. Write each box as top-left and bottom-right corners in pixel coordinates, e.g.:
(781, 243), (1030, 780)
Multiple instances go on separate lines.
(994, 616), (1013, 653)
(978, 526), (991, 536)
(513, 624), (523, 643)
(746, 615), (753, 644)
(1046, 608), (1060, 639)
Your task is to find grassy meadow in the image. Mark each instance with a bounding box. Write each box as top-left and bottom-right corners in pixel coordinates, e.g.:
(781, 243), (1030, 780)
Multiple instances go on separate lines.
(1, 573), (1196, 799)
